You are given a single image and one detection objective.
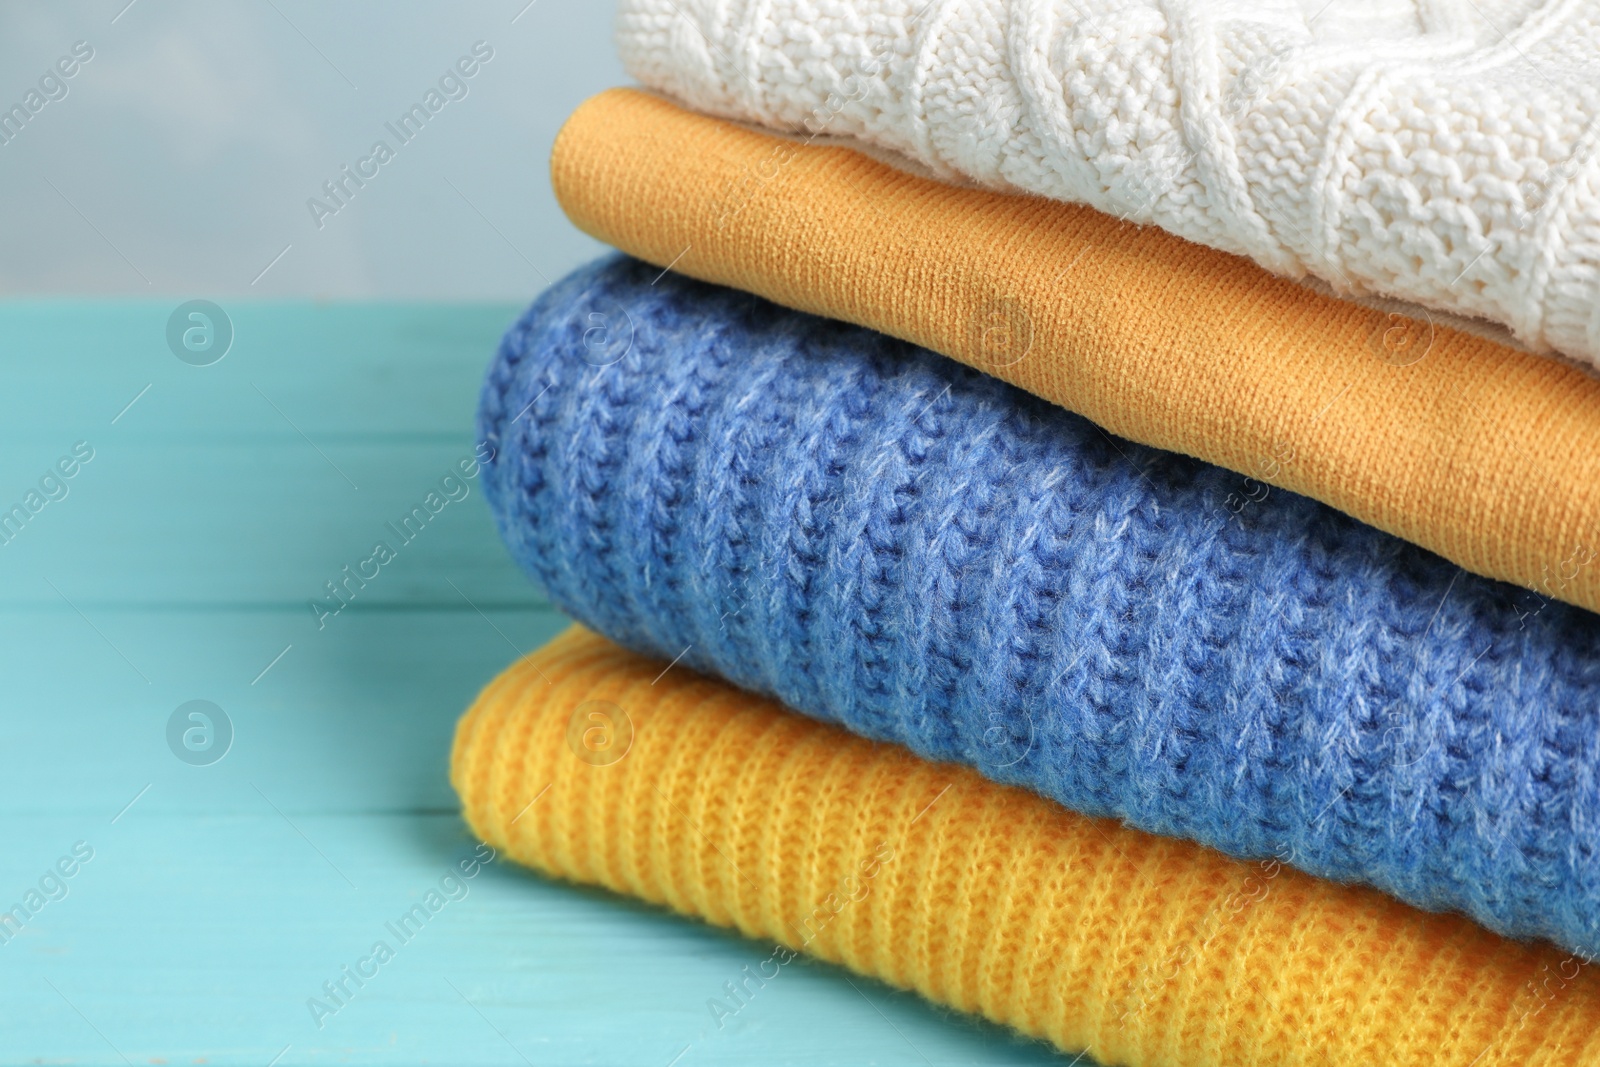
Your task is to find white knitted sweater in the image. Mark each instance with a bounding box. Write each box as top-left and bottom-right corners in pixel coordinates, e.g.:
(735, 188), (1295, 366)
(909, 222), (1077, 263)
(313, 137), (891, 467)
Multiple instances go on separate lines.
(617, 0), (1600, 369)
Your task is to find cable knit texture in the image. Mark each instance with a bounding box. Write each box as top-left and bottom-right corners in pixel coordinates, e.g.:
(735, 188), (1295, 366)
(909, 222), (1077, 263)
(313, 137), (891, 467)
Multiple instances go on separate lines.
(481, 255), (1600, 960)
(454, 625), (1600, 1067)
(617, 0), (1600, 368)
(552, 89), (1600, 617)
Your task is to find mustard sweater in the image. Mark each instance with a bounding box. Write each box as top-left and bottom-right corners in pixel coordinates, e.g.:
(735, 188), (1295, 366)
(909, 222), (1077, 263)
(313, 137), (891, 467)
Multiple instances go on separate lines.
(549, 87), (1600, 616)
(453, 627), (1600, 1067)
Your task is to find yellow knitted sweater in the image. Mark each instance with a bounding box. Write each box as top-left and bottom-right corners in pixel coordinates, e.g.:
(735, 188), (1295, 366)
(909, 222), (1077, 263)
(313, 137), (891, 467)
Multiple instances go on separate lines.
(550, 88), (1600, 616)
(452, 626), (1600, 1067)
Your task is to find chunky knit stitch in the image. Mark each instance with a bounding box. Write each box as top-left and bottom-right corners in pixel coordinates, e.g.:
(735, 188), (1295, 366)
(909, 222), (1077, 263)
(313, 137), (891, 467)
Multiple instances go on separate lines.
(480, 254), (1600, 960)
(618, 0), (1600, 368)
(552, 89), (1600, 618)
(454, 626), (1600, 1067)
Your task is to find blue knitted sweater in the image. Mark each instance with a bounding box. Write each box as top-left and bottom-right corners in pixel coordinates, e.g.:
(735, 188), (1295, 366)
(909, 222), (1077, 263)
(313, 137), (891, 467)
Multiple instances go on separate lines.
(480, 255), (1600, 958)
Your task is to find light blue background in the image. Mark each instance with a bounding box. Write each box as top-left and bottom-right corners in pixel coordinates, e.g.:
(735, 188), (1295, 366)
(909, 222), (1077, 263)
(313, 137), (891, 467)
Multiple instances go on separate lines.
(0, 1), (616, 298)
(0, 3), (1071, 1064)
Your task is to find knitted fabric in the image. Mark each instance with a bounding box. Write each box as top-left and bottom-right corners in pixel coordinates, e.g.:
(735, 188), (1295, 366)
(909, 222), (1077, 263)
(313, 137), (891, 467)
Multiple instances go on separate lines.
(453, 625), (1600, 1067)
(480, 253), (1600, 960)
(616, 0), (1600, 368)
(552, 89), (1600, 617)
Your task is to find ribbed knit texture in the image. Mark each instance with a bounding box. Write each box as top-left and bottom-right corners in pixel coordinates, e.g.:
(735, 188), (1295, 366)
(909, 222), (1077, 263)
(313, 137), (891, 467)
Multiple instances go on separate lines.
(616, 0), (1600, 367)
(480, 253), (1600, 960)
(551, 88), (1600, 617)
(453, 625), (1600, 1067)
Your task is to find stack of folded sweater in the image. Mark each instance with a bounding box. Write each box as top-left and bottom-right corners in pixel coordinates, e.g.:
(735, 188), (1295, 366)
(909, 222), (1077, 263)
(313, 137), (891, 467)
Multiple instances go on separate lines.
(453, 4), (1600, 1064)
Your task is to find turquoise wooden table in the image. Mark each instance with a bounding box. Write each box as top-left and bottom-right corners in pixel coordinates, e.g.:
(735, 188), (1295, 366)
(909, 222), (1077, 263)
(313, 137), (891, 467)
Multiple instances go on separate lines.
(0, 301), (1068, 1065)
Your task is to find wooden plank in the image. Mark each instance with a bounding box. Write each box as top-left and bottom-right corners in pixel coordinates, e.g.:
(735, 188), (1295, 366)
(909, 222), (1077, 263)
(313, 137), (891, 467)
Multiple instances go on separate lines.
(0, 302), (521, 438)
(0, 607), (564, 817)
(0, 441), (549, 607)
(0, 813), (1061, 1065)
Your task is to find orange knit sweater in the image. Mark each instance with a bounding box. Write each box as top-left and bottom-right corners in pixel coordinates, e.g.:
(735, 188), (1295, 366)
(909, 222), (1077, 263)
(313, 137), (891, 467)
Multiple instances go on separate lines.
(550, 88), (1600, 616)
(452, 626), (1600, 1067)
